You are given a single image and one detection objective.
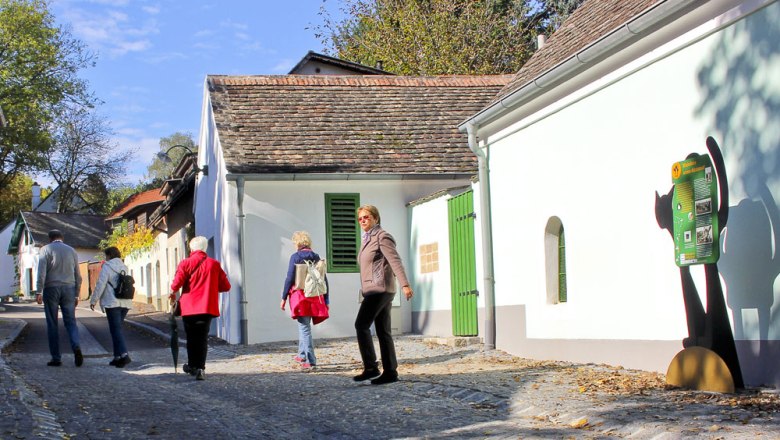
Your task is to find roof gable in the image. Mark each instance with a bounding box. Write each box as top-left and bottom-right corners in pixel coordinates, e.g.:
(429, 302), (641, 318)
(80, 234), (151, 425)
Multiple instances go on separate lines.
(8, 212), (109, 253)
(288, 51), (392, 75)
(107, 188), (165, 220)
(207, 74), (512, 176)
(490, 0), (659, 104)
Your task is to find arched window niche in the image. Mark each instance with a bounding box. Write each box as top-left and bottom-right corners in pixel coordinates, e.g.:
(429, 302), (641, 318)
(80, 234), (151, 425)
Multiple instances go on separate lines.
(544, 217), (567, 304)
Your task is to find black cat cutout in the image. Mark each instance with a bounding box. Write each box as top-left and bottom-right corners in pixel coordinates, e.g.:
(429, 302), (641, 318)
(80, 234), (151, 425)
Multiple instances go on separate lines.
(654, 136), (744, 389)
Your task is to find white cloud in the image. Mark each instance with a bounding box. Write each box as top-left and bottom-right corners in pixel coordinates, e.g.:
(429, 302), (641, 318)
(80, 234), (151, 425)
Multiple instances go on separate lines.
(111, 40), (152, 57)
(272, 59), (295, 74)
(56, 3), (159, 58)
(141, 51), (188, 64)
(142, 5), (160, 15)
(193, 29), (214, 38)
(193, 42), (219, 51)
(112, 135), (160, 177)
(220, 19), (249, 31)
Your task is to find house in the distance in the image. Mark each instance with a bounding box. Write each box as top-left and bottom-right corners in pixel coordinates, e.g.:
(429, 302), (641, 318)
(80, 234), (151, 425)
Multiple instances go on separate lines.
(104, 188), (165, 308)
(194, 73), (511, 345)
(7, 211), (108, 299)
(1, 183), (92, 298)
(288, 51), (391, 75)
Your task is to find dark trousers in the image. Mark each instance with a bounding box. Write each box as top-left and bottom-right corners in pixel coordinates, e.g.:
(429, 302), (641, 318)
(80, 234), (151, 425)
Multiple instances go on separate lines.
(355, 292), (397, 373)
(183, 314), (213, 370)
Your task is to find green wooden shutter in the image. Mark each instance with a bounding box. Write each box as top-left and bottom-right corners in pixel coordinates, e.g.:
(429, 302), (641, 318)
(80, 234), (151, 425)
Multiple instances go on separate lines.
(558, 225), (567, 303)
(448, 191), (478, 336)
(325, 193), (360, 273)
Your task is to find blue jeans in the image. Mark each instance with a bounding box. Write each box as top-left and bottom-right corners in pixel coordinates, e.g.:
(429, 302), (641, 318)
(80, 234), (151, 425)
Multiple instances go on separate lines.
(297, 316), (316, 365)
(42, 285), (80, 362)
(105, 307), (129, 358)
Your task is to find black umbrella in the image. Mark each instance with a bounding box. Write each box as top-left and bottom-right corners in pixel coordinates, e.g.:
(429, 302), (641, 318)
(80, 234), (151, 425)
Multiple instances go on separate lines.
(169, 306), (179, 373)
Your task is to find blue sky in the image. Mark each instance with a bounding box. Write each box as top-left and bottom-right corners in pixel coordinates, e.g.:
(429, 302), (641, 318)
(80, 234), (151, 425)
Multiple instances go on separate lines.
(48, 0), (342, 185)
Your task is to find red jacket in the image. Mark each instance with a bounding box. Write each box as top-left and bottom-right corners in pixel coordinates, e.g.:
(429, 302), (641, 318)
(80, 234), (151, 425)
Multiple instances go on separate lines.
(171, 250), (231, 317)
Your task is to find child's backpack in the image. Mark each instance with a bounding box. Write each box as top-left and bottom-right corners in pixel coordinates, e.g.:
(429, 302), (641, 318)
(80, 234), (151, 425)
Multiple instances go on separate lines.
(303, 259), (327, 298)
(108, 270), (135, 300)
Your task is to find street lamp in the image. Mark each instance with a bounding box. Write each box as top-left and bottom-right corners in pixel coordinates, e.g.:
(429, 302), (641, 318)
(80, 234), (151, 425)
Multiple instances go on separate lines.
(156, 144), (208, 176)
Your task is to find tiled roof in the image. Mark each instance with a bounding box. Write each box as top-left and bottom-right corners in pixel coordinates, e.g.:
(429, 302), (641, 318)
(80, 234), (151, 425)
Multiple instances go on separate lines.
(107, 188), (165, 220)
(21, 212), (109, 249)
(490, 0), (659, 104)
(207, 74), (512, 175)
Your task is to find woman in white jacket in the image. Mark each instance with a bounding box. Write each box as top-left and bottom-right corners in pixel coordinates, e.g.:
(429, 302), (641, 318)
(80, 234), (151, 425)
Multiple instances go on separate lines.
(90, 247), (133, 367)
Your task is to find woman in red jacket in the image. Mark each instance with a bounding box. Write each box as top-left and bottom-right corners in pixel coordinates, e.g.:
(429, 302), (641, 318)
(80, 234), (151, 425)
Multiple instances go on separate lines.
(169, 236), (231, 380)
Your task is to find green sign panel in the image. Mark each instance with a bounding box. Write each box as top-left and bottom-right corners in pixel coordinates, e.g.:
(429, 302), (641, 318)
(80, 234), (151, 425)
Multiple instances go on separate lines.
(671, 153), (719, 266)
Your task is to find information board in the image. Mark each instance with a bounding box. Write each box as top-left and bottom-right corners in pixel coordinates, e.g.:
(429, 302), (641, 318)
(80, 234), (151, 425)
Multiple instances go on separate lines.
(671, 153), (719, 266)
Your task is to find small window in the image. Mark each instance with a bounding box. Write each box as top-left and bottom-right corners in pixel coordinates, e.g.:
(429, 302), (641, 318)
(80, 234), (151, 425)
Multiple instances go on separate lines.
(544, 217), (567, 304)
(419, 242), (439, 273)
(324, 193), (360, 273)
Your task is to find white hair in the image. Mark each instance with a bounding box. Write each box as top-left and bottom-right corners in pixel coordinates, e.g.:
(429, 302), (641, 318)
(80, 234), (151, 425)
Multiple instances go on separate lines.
(189, 236), (208, 252)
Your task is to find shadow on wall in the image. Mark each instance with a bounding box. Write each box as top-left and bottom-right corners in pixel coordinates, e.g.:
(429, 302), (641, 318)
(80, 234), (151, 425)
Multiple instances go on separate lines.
(695, 3), (780, 385)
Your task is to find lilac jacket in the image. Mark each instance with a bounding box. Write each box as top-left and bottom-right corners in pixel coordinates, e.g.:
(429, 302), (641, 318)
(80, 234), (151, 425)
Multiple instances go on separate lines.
(358, 226), (410, 296)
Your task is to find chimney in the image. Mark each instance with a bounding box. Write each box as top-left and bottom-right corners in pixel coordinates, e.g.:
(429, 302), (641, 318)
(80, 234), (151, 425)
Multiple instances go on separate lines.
(375, 60), (383, 71)
(537, 34), (547, 50)
(31, 182), (41, 210)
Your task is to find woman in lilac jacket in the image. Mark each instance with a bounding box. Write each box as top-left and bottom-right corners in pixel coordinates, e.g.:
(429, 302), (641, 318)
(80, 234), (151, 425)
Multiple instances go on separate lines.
(353, 205), (414, 385)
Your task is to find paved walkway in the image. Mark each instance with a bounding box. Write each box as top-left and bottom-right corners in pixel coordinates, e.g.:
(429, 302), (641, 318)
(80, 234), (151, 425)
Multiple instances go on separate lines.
(0, 304), (778, 439)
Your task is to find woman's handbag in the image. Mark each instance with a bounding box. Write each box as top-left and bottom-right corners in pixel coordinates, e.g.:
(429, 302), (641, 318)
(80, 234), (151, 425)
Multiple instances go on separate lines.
(288, 288), (329, 325)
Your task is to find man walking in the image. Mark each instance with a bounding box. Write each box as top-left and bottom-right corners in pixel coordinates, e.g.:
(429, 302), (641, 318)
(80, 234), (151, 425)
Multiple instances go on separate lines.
(36, 230), (83, 367)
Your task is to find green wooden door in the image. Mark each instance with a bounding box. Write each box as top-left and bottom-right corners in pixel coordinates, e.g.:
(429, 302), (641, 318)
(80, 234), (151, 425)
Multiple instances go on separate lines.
(448, 191), (478, 336)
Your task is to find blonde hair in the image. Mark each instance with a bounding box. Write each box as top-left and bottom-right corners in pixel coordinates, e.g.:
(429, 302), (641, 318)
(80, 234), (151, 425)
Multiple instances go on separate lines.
(291, 231), (312, 249)
(357, 204), (380, 225)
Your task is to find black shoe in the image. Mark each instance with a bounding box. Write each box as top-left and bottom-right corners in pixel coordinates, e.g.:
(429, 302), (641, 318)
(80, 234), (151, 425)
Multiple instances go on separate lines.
(47, 360), (62, 367)
(353, 368), (381, 382)
(109, 358), (120, 366)
(183, 363), (194, 375)
(115, 355), (131, 368)
(74, 349), (83, 367)
(371, 372), (399, 385)
(195, 369), (205, 381)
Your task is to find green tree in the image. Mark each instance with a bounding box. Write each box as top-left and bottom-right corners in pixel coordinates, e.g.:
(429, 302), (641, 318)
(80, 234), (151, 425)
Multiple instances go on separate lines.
(0, 173), (32, 224)
(317, 0), (546, 75)
(543, 0), (585, 29)
(145, 132), (197, 185)
(45, 103), (134, 214)
(0, 0), (95, 192)
(104, 184), (139, 216)
(316, 0), (585, 75)
(99, 219), (154, 259)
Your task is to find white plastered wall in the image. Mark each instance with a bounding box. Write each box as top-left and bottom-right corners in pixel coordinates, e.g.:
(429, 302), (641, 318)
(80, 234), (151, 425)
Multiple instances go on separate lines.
(486, 1), (780, 343)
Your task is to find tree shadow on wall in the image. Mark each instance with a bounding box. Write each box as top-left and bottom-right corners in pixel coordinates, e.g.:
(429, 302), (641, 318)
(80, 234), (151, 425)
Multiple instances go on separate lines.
(694, 2), (780, 385)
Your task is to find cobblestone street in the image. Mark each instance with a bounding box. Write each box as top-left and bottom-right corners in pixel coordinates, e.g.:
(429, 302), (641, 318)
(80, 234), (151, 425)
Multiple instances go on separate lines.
(0, 309), (778, 439)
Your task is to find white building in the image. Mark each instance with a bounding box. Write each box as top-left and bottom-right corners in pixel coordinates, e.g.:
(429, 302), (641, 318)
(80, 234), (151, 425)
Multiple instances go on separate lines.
(194, 74), (511, 345)
(446, 0), (779, 388)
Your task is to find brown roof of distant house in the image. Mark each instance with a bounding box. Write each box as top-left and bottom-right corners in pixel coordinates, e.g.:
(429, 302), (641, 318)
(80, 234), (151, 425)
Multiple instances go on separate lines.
(20, 212), (109, 249)
(207, 74), (512, 175)
(107, 188), (165, 220)
(490, 0), (659, 104)
(288, 51), (392, 75)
